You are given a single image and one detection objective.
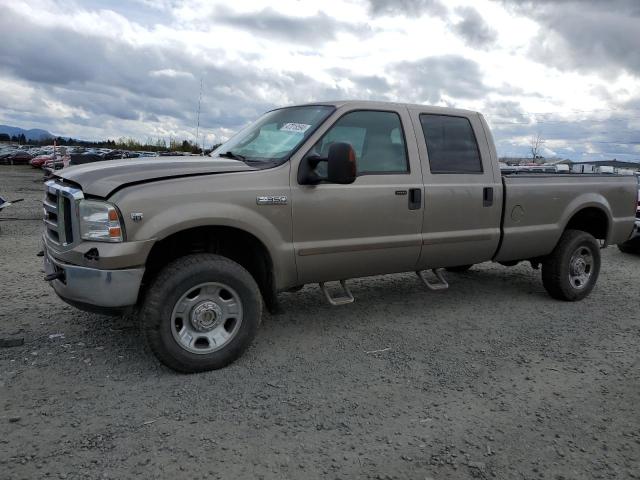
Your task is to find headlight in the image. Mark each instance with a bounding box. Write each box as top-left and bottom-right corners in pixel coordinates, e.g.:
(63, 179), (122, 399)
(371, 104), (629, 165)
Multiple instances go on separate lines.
(79, 200), (124, 242)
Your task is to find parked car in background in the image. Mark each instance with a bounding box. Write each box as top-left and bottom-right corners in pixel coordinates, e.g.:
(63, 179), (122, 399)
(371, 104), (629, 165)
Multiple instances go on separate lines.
(16, 146), (162, 170)
(69, 153), (110, 165)
(0, 148), (17, 160)
(1, 150), (33, 165)
(30, 154), (55, 168)
(103, 150), (127, 160)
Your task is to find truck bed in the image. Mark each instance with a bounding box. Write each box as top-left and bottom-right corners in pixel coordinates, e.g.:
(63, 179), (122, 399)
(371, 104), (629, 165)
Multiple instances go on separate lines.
(495, 174), (638, 262)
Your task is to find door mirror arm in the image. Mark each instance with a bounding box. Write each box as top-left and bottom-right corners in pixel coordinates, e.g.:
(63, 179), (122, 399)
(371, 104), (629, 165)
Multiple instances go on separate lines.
(297, 155), (326, 185)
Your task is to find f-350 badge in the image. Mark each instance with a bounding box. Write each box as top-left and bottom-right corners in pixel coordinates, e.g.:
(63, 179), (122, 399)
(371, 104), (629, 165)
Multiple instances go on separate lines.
(256, 196), (288, 205)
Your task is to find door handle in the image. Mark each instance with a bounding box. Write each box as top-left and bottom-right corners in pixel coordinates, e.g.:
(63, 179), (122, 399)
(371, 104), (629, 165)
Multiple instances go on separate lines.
(408, 188), (421, 210)
(483, 187), (493, 207)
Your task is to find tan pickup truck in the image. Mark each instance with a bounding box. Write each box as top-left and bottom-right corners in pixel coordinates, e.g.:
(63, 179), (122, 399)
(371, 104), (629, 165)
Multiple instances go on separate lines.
(41, 101), (638, 372)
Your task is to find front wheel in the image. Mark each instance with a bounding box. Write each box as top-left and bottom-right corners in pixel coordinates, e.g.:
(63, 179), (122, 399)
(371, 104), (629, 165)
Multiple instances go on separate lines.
(140, 254), (262, 373)
(541, 229), (601, 301)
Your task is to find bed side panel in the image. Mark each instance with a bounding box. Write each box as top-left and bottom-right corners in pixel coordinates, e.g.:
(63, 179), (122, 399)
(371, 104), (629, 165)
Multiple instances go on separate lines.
(496, 175), (636, 262)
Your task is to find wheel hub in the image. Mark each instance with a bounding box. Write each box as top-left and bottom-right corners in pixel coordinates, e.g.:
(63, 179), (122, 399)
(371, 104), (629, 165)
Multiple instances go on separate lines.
(191, 301), (223, 332)
(571, 258), (587, 276)
(171, 281), (244, 355)
(568, 246), (593, 289)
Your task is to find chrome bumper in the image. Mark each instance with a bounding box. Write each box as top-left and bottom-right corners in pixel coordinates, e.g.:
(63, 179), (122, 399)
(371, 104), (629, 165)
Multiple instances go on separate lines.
(44, 246), (144, 308)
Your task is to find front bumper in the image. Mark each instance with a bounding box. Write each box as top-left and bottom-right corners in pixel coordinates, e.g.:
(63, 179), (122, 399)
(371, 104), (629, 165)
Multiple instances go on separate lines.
(44, 245), (145, 309)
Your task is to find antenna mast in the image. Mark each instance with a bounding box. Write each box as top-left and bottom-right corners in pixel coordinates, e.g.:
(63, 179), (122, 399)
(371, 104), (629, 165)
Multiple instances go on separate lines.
(195, 77), (203, 154)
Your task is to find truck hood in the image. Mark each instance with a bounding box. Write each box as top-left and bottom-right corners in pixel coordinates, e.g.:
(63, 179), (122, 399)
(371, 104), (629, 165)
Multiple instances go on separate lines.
(55, 156), (256, 197)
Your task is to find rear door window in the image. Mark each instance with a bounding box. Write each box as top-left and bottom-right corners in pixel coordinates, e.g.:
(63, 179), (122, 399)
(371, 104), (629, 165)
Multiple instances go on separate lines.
(419, 114), (483, 174)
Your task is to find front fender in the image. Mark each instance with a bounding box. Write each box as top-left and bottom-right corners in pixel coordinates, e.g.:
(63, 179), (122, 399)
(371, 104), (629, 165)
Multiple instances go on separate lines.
(108, 166), (297, 289)
(136, 201), (283, 251)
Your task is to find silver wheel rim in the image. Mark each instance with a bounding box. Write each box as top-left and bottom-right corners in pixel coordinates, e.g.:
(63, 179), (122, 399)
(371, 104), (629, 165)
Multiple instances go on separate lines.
(170, 282), (243, 354)
(568, 246), (594, 290)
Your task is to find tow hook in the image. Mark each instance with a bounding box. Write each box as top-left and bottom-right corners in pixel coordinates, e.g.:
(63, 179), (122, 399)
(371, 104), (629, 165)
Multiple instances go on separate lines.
(84, 248), (100, 261)
(44, 271), (65, 282)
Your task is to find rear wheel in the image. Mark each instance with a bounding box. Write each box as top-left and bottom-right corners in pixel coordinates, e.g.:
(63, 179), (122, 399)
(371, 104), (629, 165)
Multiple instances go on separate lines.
(542, 229), (600, 301)
(445, 264), (473, 272)
(140, 254), (262, 373)
(618, 241), (640, 254)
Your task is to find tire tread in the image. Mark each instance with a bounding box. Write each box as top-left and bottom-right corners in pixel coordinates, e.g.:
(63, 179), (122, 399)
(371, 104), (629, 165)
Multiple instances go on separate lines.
(140, 253), (262, 373)
(541, 229), (600, 301)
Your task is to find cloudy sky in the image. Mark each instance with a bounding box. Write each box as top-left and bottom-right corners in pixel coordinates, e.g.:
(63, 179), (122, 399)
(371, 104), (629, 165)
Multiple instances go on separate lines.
(1, 0), (639, 160)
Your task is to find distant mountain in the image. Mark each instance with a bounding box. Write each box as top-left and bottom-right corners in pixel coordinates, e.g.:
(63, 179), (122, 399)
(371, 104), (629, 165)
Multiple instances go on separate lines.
(0, 125), (54, 141)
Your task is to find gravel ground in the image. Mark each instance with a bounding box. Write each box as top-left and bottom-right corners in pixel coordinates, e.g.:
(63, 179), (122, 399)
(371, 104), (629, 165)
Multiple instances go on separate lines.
(1, 165), (639, 480)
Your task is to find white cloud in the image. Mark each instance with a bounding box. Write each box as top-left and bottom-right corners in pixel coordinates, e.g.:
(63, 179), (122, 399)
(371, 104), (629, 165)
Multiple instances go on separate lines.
(149, 69), (195, 78)
(0, 0), (638, 160)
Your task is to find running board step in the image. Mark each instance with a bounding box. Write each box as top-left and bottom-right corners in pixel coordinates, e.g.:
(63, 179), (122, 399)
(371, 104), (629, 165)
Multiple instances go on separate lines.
(416, 269), (449, 291)
(319, 280), (355, 306)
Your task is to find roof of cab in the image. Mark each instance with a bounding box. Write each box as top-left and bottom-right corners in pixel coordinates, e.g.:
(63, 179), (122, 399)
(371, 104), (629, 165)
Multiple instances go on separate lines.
(292, 100), (480, 117)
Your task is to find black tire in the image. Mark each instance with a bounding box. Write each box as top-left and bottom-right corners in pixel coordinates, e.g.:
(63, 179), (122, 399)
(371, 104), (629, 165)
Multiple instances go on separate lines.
(140, 253), (262, 373)
(618, 242), (640, 254)
(445, 264), (473, 272)
(541, 229), (601, 301)
(285, 285), (305, 293)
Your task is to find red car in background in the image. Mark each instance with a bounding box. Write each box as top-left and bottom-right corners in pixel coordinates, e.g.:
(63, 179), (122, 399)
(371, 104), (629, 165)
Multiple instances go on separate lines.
(43, 152), (70, 171)
(30, 154), (54, 168)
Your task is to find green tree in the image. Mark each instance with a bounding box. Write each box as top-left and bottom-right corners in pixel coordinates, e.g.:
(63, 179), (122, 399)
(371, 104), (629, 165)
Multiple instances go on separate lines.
(155, 137), (167, 149)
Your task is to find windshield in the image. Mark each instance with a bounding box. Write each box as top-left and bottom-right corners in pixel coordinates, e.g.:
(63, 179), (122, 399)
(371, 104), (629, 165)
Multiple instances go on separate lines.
(211, 105), (334, 164)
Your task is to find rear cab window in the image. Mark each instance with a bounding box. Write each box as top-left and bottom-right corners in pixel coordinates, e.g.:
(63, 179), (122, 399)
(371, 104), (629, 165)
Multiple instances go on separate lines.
(419, 114), (483, 174)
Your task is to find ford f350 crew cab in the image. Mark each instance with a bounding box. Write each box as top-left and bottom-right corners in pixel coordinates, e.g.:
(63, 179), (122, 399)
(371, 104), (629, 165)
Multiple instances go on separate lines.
(41, 101), (638, 372)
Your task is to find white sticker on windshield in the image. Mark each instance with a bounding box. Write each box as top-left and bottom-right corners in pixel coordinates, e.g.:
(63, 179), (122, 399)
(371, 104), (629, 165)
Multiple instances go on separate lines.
(280, 123), (311, 133)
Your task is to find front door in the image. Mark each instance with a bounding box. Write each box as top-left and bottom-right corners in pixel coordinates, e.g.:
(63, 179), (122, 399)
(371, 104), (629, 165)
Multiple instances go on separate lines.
(290, 107), (425, 284)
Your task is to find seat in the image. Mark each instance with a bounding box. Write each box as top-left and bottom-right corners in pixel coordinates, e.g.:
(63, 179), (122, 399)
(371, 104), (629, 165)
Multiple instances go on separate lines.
(360, 134), (405, 173)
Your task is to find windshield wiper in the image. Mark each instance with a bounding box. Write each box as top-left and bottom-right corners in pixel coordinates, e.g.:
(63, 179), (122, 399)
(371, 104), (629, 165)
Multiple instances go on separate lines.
(217, 151), (279, 168)
(218, 151), (246, 161)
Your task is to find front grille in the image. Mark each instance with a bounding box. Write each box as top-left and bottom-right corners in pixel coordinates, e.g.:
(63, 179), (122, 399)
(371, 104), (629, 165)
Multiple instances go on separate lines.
(43, 180), (83, 248)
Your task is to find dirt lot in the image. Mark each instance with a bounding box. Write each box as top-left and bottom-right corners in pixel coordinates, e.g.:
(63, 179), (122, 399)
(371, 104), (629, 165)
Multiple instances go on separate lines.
(1, 165), (639, 479)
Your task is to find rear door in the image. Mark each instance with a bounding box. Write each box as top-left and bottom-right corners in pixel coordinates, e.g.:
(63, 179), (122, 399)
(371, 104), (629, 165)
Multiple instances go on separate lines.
(409, 109), (502, 269)
(290, 106), (424, 284)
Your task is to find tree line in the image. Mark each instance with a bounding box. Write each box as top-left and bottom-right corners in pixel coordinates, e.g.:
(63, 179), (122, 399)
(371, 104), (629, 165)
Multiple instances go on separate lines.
(0, 133), (221, 154)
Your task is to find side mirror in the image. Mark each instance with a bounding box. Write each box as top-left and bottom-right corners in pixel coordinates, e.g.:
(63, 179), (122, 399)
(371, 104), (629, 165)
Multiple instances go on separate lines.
(297, 142), (357, 185)
(327, 142), (357, 184)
